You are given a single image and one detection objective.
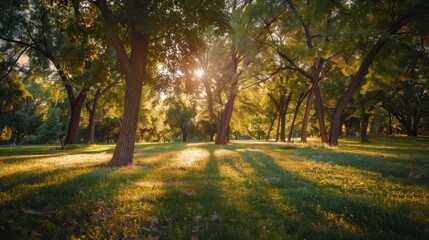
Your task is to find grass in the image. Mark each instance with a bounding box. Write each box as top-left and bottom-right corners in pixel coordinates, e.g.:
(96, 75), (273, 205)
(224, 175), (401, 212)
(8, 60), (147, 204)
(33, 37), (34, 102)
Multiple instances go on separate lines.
(0, 136), (428, 239)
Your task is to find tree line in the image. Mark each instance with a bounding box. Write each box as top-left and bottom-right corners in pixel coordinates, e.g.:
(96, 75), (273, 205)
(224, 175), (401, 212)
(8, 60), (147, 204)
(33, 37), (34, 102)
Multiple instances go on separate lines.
(1, 0), (428, 165)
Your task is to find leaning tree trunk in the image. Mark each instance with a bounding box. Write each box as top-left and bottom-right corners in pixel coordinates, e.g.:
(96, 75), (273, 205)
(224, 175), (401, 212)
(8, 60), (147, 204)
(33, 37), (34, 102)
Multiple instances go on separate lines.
(288, 90), (310, 142)
(329, 16), (412, 146)
(301, 90), (314, 143)
(86, 77), (120, 144)
(266, 109), (278, 141)
(279, 92), (293, 142)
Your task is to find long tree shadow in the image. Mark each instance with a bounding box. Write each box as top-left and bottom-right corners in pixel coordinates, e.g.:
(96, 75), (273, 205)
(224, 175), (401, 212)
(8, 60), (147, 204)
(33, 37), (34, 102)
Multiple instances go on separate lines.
(148, 146), (239, 239)
(0, 144), (186, 240)
(240, 150), (428, 240)
(291, 147), (428, 186)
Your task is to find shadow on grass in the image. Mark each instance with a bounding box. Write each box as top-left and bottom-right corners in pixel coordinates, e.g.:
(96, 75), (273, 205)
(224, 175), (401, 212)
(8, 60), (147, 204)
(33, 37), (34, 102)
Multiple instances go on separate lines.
(239, 150), (428, 240)
(0, 144), (185, 240)
(292, 147), (428, 186)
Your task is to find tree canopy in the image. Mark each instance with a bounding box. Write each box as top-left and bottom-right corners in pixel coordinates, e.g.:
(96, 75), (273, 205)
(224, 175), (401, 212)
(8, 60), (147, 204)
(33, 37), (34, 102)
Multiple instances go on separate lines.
(1, 0), (428, 163)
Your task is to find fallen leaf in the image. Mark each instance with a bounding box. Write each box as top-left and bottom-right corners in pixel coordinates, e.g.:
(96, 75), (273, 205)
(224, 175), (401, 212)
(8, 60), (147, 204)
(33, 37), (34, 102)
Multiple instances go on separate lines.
(89, 207), (115, 221)
(191, 236), (199, 240)
(22, 208), (52, 215)
(184, 190), (196, 196)
(210, 212), (221, 221)
(311, 221), (331, 233)
(150, 217), (159, 226)
(192, 215), (202, 223)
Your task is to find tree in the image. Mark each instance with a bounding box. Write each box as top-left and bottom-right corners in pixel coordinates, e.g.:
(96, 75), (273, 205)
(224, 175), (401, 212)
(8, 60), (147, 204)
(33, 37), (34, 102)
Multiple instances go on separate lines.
(254, 0), (337, 143)
(0, 0), (102, 144)
(37, 107), (63, 143)
(87, 0), (226, 165)
(328, 0), (429, 145)
(195, 0), (274, 144)
(266, 76), (293, 142)
(382, 81), (429, 136)
(165, 96), (196, 142)
(85, 64), (122, 144)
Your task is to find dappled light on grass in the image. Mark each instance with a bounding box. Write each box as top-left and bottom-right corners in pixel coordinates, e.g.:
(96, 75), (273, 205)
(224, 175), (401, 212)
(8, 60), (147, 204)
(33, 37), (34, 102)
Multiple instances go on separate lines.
(266, 149), (429, 208)
(0, 138), (428, 239)
(0, 152), (111, 177)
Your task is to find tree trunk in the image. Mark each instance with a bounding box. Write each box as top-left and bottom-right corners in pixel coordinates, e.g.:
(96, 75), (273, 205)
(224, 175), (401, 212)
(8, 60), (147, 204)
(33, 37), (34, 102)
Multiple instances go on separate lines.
(86, 77), (120, 144)
(14, 129), (22, 145)
(275, 113), (281, 142)
(388, 112), (393, 135)
(206, 50), (239, 145)
(312, 81), (328, 143)
(215, 96), (236, 144)
(96, 0), (150, 165)
(266, 109), (278, 141)
(65, 89), (87, 144)
(288, 90), (310, 142)
(86, 91), (100, 144)
(110, 74), (144, 165)
(279, 99), (286, 142)
(329, 17), (411, 146)
(301, 90), (314, 143)
(360, 110), (371, 143)
(182, 130), (187, 142)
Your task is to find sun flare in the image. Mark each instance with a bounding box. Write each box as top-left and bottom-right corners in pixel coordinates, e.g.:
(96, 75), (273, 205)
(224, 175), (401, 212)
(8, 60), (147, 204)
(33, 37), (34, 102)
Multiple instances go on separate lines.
(194, 68), (204, 78)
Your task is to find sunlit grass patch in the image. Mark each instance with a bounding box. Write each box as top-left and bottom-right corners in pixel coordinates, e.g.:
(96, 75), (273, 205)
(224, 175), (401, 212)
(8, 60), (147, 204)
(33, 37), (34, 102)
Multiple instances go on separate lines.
(0, 137), (428, 239)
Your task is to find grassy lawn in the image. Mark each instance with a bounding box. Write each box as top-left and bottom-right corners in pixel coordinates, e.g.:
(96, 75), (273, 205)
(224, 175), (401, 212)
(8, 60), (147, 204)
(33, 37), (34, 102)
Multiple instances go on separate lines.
(0, 137), (428, 239)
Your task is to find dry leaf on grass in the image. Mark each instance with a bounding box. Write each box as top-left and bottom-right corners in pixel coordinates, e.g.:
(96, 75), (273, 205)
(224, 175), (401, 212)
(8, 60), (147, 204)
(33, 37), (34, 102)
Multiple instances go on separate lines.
(191, 236), (199, 240)
(22, 208), (53, 215)
(151, 217), (159, 226)
(210, 212), (221, 221)
(192, 215), (202, 223)
(184, 190), (196, 196)
(89, 207), (115, 221)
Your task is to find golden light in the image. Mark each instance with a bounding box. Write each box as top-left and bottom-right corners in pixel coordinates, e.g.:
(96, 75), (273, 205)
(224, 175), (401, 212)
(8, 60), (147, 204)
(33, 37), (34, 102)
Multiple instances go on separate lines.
(195, 68), (205, 78)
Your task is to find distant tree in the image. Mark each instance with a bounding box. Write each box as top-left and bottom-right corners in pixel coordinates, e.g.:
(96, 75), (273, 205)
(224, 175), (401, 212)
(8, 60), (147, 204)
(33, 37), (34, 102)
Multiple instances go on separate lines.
(165, 96), (196, 142)
(382, 81), (429, 136)
(37, 107), (63, 143)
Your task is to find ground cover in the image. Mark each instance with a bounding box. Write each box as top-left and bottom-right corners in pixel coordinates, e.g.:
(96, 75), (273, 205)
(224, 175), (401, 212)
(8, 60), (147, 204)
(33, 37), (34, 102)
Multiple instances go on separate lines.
(0, 137), (428, 239)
